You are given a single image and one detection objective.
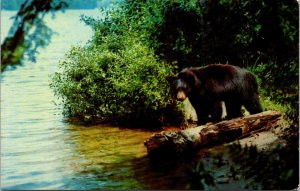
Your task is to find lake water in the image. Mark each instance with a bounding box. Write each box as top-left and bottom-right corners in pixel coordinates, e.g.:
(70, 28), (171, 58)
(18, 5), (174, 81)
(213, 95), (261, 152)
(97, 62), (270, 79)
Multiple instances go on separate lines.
(0, 10), (199, 190)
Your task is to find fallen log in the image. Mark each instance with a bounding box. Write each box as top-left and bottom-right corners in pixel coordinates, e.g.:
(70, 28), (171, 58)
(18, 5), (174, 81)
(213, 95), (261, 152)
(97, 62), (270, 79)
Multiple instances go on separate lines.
(144, 111), (282, 159)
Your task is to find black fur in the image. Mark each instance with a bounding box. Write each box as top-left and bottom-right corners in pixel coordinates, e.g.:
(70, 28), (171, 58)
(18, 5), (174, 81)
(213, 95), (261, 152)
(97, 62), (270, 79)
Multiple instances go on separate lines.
(167, 64), (263, 125)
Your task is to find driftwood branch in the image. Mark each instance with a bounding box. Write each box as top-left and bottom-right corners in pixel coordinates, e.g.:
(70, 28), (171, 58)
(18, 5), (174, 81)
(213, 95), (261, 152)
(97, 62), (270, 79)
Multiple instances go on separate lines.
(144, 111), (282, 159)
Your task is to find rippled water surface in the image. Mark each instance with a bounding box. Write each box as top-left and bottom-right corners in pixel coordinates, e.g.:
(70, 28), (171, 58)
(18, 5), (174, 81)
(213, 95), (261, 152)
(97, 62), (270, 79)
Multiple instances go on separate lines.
(1, 10), (195, 190)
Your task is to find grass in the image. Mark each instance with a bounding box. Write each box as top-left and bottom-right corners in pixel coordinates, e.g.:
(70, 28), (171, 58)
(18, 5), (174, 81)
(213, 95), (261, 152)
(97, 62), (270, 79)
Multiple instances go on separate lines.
(260, 95), (292, 116)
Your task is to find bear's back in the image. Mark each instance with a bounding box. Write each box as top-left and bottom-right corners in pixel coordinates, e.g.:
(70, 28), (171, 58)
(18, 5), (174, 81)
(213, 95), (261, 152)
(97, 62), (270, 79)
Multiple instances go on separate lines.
(192, 64), (239, 82)
(192, 64), (253, 96)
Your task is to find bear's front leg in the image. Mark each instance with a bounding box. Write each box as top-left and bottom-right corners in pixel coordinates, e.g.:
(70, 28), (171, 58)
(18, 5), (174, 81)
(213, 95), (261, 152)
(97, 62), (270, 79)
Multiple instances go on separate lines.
(194, 107), (209, 125)
(188, 96), (210, 125)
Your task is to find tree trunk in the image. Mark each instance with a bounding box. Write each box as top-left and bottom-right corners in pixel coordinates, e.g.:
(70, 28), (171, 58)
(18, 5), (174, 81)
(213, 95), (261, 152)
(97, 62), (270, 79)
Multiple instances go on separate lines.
(144, 111), (282, 159)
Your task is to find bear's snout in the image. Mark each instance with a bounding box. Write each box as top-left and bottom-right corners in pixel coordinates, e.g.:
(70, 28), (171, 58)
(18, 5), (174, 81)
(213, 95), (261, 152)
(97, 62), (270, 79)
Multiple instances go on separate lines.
(177, 91), (187, 101)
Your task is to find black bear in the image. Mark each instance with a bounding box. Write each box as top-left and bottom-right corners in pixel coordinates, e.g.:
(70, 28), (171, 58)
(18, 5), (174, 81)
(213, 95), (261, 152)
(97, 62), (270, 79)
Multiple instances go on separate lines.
(167, 64), (263, 125)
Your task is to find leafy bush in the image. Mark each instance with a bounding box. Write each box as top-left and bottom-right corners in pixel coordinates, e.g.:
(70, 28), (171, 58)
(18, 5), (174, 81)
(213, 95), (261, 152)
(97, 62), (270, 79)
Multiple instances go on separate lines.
(51, 34), (183, 127)
(249, 60), (298, 120)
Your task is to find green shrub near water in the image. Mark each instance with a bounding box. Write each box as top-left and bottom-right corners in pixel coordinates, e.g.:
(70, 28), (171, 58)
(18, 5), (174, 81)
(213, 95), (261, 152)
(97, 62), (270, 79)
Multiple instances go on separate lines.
(51, 34), (182, 126)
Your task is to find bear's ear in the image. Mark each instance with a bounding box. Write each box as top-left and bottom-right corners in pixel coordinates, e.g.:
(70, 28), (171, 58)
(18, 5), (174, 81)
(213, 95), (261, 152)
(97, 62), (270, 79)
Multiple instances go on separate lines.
(184, 69), (201, 87)
(166, 76), (176, 83)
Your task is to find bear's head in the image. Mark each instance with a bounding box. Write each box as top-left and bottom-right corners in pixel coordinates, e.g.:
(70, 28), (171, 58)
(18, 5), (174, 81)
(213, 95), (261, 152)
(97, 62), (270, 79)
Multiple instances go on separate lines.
(166, 68), (201, 101)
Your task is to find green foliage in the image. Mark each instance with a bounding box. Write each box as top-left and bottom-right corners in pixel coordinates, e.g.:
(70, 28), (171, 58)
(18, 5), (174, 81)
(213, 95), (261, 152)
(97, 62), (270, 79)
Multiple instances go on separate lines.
(51, 34), (182, 127)
(249, 61), (299, 119)
(260, 96), (292, 116)
(51, 0), (187, 126)
(146, 0), (298, 68)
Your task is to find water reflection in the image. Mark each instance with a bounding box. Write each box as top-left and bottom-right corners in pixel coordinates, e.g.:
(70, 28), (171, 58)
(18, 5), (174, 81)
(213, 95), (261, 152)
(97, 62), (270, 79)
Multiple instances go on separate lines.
(60, 125), (152, 189)
(62, 124), (198, 190)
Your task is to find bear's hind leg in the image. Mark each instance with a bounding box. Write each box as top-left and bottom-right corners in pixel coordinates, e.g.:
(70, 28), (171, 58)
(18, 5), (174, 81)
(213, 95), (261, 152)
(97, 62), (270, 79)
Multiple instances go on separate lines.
(225, 100), (243, 120)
